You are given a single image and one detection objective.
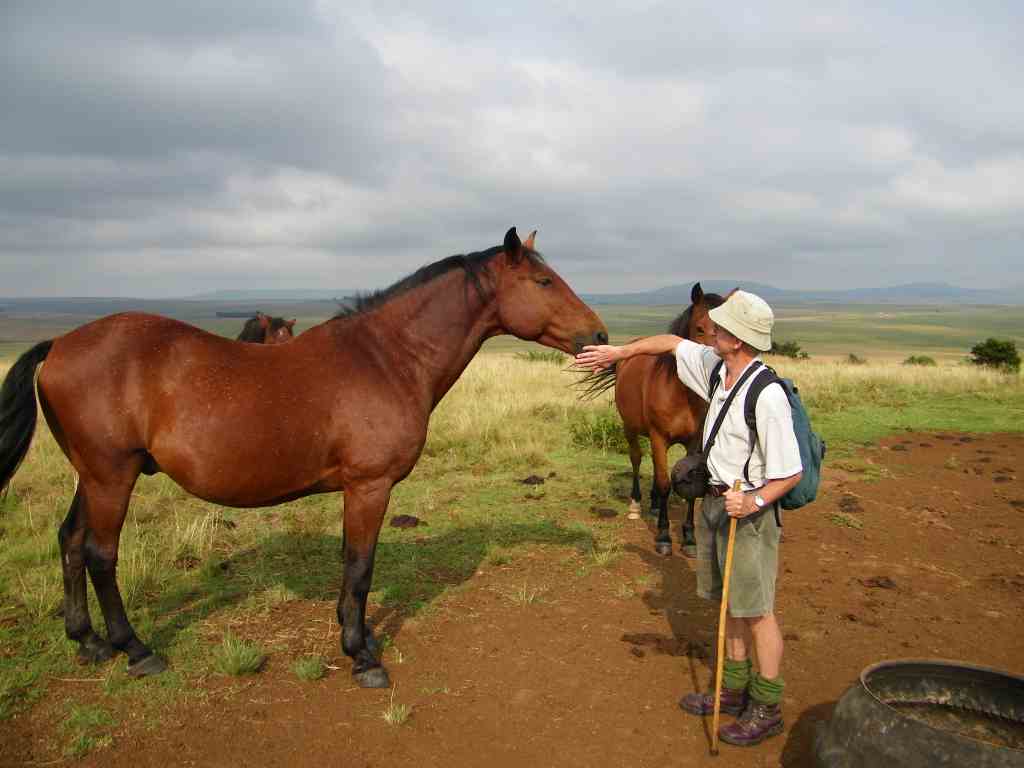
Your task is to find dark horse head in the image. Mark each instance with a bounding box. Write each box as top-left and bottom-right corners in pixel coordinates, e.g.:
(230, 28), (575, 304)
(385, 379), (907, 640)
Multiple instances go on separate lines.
(236, 312), (296, 344)
(667, 282), (724, 344)
(576, 281), (724, 400)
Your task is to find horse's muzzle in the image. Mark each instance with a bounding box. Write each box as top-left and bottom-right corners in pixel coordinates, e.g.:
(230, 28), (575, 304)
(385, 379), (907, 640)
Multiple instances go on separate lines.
(574, 330), (609, 354)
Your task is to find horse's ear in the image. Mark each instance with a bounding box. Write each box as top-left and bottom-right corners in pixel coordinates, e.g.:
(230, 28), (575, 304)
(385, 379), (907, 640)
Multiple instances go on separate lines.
(504, 226), (523, 264)
(257, 313), (270, 329)
(286, 318), (296, 329)
(691, 282), (704, 304)
(524, 230), (537, 251)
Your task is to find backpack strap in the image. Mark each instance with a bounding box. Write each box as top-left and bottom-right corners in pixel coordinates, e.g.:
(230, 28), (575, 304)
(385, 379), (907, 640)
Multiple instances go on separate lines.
(708, 359), (725, 400)
(741, 366), (783, 485)
(702, 361), (763, 458)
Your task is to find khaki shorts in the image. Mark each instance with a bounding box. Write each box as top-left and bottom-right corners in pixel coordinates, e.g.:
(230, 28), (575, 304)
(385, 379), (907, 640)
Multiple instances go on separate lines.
(696, 495), (780, 618)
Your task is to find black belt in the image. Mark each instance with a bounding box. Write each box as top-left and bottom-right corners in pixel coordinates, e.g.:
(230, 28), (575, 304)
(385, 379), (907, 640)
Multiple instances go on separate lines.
(706, 483), (764, 497)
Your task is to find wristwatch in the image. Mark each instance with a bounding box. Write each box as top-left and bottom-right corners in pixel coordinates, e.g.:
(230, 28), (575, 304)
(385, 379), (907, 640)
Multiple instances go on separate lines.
(753, 494), (767, 510)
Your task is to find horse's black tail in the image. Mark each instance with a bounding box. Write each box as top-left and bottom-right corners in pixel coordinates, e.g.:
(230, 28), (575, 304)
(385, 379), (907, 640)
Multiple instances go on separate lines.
(574, 363), (618, 401)
(0, 340), (54, 493)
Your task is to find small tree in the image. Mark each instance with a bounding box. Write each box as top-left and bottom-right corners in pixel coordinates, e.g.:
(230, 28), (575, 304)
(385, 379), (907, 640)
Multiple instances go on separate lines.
(970, 338), (1020, 373)
(768, 340), (804, 359)
(903, 355), (936, 367)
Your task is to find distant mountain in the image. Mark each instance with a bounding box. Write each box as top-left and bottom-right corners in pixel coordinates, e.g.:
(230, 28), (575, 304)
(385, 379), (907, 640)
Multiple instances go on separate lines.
(581, 281), (1023, 306)
(187, 289), (360, 301)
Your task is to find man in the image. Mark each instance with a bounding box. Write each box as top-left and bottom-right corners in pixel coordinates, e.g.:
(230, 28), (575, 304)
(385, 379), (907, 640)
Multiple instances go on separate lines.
(575, 290), (802, 747)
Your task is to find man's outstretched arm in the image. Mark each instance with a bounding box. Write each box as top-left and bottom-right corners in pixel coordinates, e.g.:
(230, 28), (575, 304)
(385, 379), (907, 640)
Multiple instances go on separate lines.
(575, 334), (683, 372)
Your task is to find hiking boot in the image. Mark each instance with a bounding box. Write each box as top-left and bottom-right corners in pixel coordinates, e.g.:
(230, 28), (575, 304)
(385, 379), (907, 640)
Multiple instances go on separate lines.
(679, 686), (748, 717)
(718, 701), (784, 746)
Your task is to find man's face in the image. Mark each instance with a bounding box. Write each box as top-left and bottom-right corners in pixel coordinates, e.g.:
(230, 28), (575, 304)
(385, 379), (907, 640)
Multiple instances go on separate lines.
(712, 324), (741, 356)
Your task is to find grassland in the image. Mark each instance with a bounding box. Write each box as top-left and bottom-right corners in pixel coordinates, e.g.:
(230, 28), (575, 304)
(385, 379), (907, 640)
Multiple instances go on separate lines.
(1, 303), (1023, 755)
(3, 300), (1023, 361)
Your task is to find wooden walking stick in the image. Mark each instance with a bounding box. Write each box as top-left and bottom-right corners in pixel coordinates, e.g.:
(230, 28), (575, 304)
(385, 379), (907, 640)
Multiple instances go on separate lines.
(710, 478), (743, 757)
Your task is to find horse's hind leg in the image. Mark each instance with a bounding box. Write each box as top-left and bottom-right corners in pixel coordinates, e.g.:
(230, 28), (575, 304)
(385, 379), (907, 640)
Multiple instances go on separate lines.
(680, 498), (697, 559)
(650, 432), (672, 556)
(679, 439), (700, 558)
(81, 471), (166, 677)
(626, 429), (643, 515)
(58, 485), (114, 664)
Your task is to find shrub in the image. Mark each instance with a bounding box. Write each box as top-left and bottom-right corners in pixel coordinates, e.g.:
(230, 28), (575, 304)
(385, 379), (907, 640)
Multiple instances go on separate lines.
(767, 340), (807, 359)
(568, 409), (630, 453)
(970, 338), (1021, 373)
(903, 355), (937, 366)
(846, 354), (867, 365)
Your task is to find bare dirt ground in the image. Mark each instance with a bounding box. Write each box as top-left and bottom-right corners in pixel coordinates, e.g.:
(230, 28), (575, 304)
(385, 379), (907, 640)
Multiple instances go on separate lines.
(3, 432), (1023, 767)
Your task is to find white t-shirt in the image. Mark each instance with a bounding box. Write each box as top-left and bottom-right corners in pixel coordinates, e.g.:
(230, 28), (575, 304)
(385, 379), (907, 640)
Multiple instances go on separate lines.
(674, 340), (803, 492)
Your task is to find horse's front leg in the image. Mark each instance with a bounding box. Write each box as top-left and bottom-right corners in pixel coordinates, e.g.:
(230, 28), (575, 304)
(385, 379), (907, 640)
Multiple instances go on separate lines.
(650, 432), (672, 556)
(336, 479), (392, 688)
(625, 429), (643, 516)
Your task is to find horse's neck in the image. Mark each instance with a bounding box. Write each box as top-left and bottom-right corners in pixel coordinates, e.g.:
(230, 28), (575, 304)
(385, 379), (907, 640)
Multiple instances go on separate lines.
(354, 269), (502, 409)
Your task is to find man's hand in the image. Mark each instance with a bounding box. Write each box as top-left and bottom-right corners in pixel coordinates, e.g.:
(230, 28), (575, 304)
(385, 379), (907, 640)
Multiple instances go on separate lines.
(725, 490), (759, 518)
(575, 345), (622, 372)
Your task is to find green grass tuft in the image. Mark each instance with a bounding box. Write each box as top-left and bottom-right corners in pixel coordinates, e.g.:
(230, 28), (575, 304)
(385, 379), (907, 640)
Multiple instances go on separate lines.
(382, 687), (412, 726)
(61, 704), (115, 758)
(292, 655), (326, 681)
(213, 632), (266, 676)
(827, 513), (864, 530)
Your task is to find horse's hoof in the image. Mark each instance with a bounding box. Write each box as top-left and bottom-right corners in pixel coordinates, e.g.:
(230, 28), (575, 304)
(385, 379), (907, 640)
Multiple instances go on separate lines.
(628, 499), (642, 514)
(655, 542), (672, 557)
(76, 637), (115, 665)
(126, 653), (168, 678)
(353, 666), (390, 689)
(681, 544), (697, 559)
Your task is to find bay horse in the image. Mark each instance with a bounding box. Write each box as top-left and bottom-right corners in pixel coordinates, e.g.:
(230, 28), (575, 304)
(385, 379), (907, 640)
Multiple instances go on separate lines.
(236, 312), (296, 344)
(0, 227), (607, 688)
(579, 283), (723, 557)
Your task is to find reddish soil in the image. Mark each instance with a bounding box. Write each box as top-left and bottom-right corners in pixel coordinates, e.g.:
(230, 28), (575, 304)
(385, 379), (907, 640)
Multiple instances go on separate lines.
(4, 432), (1023, 767)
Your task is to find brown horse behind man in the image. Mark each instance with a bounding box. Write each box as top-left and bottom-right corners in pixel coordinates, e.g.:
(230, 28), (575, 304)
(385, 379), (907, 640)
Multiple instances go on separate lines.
(580, 283), (723, 556)
(0, 227), (607, 689)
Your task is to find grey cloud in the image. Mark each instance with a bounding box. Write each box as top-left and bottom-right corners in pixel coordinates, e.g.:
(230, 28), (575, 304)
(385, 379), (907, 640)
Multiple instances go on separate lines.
(1, 1), (1023, 297)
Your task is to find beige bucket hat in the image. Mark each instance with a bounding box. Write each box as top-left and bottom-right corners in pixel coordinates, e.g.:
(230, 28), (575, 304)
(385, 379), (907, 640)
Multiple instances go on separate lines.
(708, 290), (774, 352)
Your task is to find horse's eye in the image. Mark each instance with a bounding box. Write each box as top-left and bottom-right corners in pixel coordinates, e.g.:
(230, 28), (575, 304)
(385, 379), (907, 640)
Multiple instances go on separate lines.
(536, 277), (553, 287)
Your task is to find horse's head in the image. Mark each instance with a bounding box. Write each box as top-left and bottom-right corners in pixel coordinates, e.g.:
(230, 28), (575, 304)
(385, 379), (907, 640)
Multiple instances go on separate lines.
(668, 283), (726, 345)
(494, 227), (608, 354)
(258, 313), (296, 344)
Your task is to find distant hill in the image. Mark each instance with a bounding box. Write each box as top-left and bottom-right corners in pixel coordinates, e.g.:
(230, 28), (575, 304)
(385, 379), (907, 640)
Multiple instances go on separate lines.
(581, 281), (1023, 306)
(187, 289), (360, 301)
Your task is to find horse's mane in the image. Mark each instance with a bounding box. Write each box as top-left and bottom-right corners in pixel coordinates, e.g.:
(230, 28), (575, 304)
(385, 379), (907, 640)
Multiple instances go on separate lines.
(330, 245), (546, 323)
(575, 291), (724, 400)
(652, 292), (724, 375)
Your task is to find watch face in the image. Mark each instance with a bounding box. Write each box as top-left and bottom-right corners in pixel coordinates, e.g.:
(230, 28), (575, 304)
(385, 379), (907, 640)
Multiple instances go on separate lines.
(755, 495), (766, 508)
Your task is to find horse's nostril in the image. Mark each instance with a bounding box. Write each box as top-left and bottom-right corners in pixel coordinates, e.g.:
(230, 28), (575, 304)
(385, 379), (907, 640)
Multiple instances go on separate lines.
(597, 331), (609, 345)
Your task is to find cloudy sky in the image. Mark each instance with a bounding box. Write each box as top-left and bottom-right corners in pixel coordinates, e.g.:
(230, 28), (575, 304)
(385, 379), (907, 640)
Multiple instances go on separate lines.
(2, 1), (1023, 297)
